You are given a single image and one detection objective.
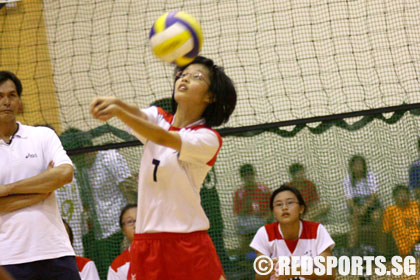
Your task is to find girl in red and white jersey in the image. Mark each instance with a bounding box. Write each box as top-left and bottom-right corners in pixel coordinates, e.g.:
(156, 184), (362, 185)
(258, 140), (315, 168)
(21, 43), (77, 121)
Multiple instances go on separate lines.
(251, 185), (336, 280)
(107, 204), (137, 280)
(90, 56), (237, 280)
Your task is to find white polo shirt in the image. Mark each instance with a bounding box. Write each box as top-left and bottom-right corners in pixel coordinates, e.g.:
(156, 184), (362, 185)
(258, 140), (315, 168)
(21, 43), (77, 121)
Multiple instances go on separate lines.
(133, 106), (222, 233)
(0, 123), (75, 265)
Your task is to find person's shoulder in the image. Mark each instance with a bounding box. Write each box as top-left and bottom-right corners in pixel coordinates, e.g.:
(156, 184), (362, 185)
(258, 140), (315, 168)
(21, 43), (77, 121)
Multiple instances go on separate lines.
(22, 124), (56, 135)
(184, 124), (221, 140)
(150, 106), (174, 124)
(384, 204), (398, 214)
(304, 179), (316, 187)
(263, 222), (281, 241)
(301, 219), (321, 229)
(110, 248), (130, 271)
(75, 256), (93, 271)
(301, 220), (322, 239)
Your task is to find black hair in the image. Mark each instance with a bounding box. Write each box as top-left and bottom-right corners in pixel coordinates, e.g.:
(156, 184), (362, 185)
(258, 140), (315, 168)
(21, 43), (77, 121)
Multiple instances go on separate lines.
(239, 163), (255, 178)
(349, 155), (367, 186)
(119, 204), (137, 228)
(392, 184), (410, 199)
(62, 219), (73, 245)
(289, 163), (305, 176)
(60, 127), (93, 150)
(417, 138), (420, 151)
(270, 184), (306, 214)
(171, 56), (237, 127)
(0, 71), (22, 97)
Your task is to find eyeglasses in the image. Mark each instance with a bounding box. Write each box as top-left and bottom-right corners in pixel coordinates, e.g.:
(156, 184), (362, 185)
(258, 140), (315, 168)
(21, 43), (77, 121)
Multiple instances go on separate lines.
(273, 201), (299, 209)
(122, 219), (136, 227)
(176, 71), (210, 85)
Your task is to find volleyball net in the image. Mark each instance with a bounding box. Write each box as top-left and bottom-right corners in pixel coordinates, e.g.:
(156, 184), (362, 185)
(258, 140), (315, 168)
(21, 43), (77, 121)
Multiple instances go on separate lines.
(2, 0), (420, 279)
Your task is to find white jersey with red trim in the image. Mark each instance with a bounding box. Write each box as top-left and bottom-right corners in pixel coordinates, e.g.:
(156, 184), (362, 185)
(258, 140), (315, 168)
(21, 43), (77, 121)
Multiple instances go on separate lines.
(250, 220), (335, 280)
(76, 256), (100, 280)
(133, 106), (222, 233)
(107, 248), (130, 280)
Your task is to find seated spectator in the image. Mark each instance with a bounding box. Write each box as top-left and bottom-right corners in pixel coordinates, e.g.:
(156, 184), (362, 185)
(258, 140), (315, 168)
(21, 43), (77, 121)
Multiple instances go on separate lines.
(107, 204), (137, 280)
(383, 185), (420, 256)
(63, 219), (100, 280)
(409, 138), (420, 201)
(287, 163), (329, 222)
(233, 163), (271, 257)
(343, 155), (383, 253)
(250, 184), (336, 280)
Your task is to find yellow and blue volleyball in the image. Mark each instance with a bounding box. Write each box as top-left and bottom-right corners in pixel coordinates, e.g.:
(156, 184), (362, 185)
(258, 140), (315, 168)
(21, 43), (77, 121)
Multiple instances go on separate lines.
(149, 11), (203, 66)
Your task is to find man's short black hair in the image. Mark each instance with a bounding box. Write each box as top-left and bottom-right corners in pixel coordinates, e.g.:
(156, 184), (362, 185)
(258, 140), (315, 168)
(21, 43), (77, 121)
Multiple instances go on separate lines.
(0, 71), (22, 97)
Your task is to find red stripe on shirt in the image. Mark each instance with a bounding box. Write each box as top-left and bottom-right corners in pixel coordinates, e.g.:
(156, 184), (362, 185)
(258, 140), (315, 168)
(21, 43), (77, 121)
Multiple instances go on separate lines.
(76, 256), (91, 272)
(157, 107), (174, 124)
(110, 248), (131, 272)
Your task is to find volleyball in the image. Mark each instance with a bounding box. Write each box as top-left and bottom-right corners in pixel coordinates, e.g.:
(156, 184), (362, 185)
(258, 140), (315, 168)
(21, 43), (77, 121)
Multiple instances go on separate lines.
(149, 11), (203, 66)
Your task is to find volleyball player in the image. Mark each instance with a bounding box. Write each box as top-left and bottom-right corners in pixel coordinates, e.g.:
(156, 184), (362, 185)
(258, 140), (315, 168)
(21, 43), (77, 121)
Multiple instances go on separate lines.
(250, 185), (336, 280)
(90, 56), (237, 280)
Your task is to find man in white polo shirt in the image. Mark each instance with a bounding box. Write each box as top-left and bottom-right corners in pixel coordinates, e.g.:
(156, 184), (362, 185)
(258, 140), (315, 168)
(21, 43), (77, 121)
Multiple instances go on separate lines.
(0, 71), (79, 280)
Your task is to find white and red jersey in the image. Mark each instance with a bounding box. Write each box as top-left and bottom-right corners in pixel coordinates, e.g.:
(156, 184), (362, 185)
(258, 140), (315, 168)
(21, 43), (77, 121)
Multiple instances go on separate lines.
(107, 248), (130, 280)
(251, 220), (335, 279)
(76, 256), (100, 280)
(0, 124), (74, 265)
(132, 106), (222, 233)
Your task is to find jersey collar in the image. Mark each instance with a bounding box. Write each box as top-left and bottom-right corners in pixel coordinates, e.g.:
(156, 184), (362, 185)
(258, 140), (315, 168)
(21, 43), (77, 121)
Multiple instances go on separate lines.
(169, 115), (205, 131)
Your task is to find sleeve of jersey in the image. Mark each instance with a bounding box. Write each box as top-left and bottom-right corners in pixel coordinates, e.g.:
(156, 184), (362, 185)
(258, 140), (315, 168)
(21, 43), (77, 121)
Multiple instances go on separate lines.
(250, 226), (272, 257)
(81, 261), (100, 280)
(315, 224), (335, 256)
(178, 128), (221, 165)
(126, 106), (159, 144)
(44, 128), (73, 167)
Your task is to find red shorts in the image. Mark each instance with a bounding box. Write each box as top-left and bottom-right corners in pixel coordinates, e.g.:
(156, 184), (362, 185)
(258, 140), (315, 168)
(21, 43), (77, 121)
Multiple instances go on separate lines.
(128, 231), (224, 280)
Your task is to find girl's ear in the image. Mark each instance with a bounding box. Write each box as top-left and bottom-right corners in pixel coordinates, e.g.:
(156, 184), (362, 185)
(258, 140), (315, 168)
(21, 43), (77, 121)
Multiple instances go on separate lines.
(299, 205), (305, 216)
(204, 92), (215, 104)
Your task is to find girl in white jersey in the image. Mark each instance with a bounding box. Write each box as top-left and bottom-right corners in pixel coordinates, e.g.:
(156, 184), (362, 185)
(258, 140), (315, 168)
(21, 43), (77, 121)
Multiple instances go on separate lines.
(90, 56), (237, 280)
(250, 185), (336, 280)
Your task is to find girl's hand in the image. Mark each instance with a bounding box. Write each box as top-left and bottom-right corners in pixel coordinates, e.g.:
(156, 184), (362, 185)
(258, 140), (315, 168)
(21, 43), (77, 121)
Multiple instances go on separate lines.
(90, 97), (121, 122)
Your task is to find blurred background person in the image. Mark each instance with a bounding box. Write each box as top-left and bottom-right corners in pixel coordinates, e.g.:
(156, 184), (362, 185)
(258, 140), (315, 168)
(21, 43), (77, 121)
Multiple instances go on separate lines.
(233, 163), (271, 259)
(288, 163), (329, 222)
